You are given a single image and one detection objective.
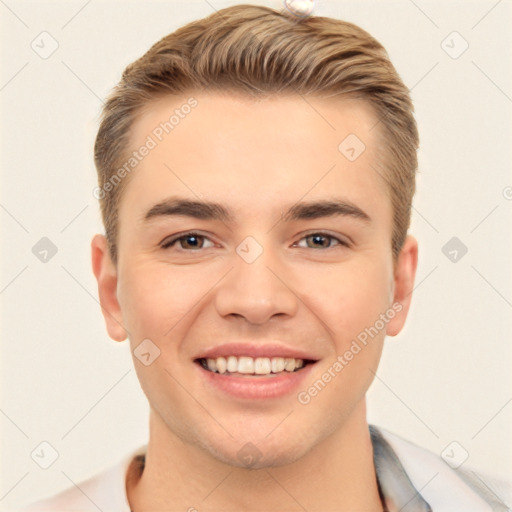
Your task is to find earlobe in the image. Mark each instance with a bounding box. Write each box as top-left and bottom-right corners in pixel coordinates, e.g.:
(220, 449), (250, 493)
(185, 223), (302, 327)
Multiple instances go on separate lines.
(91, 234), (128, 342)
(386, 235), (418, 337)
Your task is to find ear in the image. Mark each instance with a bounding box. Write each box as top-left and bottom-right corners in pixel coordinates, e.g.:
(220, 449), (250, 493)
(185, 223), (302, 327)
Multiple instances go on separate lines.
(386, 235), (418, 337)
(91, 234), (127, 342)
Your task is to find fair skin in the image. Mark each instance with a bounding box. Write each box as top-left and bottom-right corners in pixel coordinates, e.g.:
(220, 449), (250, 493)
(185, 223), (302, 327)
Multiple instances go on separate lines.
(92, 92), (418, 511)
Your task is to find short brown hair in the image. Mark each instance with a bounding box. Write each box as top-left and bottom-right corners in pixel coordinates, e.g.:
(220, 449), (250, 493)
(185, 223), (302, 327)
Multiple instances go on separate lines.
(94, 4), (418, 264)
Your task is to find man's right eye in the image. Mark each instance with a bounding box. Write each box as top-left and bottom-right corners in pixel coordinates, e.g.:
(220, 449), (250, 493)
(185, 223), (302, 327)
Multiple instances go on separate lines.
(160, 231), (215, 251)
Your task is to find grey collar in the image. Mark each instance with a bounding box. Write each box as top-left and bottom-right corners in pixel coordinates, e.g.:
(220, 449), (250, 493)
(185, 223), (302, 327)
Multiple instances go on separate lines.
(370, 425), (432, 512)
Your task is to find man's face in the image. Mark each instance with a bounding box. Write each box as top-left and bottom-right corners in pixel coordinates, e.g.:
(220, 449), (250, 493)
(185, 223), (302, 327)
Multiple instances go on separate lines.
(93, 92), (416, 468)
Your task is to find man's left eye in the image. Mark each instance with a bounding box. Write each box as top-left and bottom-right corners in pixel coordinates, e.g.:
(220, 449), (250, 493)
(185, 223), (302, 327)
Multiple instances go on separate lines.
(294, 233), (347, 250)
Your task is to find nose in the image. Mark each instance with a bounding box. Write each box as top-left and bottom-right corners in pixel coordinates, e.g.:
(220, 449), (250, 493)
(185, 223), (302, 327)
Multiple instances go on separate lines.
(214, 239), (299, 326)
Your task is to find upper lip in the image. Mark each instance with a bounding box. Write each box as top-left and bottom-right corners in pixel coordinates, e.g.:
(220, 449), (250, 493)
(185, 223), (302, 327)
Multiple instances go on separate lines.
(194, 343), (320, 361)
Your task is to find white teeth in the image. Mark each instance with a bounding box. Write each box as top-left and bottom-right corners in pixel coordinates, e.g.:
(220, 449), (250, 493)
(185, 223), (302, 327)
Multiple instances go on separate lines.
(237, 356), (254, 374)
(271, 357), (285, 373)
(254, 357), (271, 374)
(284, 358), (296, 372)
(216, 356), (227, 374)
(202, 356), (306, 375)
(227, 356), (238, 372)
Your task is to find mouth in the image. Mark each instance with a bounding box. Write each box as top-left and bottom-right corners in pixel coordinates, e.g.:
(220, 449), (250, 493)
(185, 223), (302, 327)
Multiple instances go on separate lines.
(195, 356), (316, 378)
(194, 352), (318, 400)
(193, 343), (320, 399)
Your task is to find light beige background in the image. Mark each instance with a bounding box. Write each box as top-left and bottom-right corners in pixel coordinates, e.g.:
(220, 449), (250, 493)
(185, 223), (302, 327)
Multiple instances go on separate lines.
(1, 0), (511, 509)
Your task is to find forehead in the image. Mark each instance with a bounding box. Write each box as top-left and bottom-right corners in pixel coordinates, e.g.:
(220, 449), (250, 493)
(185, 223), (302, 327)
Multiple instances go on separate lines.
(118, 92), (390, 226)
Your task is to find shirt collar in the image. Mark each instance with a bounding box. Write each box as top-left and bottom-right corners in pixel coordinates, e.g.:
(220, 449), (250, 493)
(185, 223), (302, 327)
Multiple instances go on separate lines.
(370, 424), (432, 512)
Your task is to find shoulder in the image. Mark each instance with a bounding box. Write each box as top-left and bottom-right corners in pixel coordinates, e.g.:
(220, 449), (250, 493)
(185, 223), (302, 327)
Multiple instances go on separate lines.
(16, 446), (146, 512)
(376, 426), (511, 511)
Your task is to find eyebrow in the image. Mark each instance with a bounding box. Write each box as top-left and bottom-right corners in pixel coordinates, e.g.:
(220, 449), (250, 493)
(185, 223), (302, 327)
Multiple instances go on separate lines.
(142, 197), (371, 224)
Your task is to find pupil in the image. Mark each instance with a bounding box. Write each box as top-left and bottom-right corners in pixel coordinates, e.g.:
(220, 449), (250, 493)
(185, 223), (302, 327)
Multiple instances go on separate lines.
(312, 235), (327, 247)
(186, 236), (199, 247)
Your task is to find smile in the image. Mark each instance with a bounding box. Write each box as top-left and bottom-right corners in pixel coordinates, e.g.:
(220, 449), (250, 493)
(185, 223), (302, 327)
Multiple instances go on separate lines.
(195, 356), (318, 400)
(197, 356), (314, 377)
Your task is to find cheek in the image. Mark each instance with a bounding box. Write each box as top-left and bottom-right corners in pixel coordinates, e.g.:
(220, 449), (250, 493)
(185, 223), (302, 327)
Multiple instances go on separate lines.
(308, 258), (393, 342)
(118, 261), (217, 341)
(303, 262), (391, 415)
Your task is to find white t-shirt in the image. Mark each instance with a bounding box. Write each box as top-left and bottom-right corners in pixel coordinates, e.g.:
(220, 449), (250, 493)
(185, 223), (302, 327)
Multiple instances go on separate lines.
(18, 426), (511, 512)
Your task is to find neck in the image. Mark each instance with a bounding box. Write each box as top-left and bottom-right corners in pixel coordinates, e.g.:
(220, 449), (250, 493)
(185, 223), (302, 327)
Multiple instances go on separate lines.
(127, 402), (382, 512)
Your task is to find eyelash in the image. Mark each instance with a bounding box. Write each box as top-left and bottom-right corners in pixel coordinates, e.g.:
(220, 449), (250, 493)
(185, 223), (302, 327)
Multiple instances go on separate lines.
(160, 230), (349, 251)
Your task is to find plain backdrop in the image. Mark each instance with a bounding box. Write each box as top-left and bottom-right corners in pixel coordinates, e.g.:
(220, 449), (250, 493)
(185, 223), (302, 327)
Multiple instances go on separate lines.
(1, 0), (511, 509)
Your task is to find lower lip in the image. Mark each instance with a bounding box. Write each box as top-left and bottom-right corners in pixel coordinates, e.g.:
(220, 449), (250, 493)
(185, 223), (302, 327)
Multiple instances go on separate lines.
(196, 362), (316, 400)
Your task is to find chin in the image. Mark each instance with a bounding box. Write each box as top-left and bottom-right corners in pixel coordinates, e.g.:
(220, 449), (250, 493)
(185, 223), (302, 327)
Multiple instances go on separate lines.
(198, 433), (314, 470)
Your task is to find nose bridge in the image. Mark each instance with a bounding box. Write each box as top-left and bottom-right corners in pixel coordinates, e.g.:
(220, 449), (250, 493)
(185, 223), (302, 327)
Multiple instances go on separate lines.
(214, 235), (298, 324)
